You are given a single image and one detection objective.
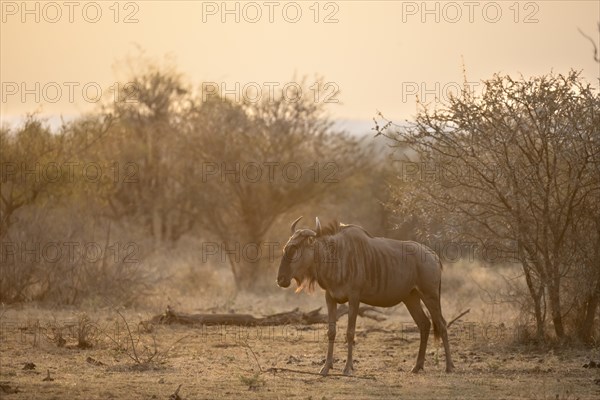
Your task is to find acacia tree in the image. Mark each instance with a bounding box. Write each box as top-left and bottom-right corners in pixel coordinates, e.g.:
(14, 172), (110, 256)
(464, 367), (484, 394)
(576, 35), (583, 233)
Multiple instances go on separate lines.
(94, 66), (367, 289)
(377, 71), (600, 341)
(184, 84), (367, 290)
(96, 67), (199, 245)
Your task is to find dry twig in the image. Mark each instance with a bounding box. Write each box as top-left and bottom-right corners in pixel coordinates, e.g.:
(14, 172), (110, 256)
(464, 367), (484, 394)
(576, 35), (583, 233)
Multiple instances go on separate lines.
(447, 309), (471, 328)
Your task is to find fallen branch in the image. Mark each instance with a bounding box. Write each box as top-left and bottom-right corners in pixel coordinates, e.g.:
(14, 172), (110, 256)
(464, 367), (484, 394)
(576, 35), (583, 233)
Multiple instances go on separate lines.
(148, 305), (386, 327)
(168, 384), (183, 400)
(447, 309), (470, 329)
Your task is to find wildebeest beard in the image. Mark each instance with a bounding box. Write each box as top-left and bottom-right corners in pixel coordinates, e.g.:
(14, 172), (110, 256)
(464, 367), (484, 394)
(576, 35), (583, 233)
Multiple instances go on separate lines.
(294, 239), (338, 293)
(294, 263), (318, 293)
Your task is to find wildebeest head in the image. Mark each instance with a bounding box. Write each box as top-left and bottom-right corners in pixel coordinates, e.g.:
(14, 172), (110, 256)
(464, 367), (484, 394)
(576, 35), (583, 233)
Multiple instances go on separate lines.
(276, 216), (322, 290)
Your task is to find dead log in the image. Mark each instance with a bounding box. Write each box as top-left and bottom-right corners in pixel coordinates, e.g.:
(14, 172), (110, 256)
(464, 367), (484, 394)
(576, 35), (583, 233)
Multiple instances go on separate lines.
(149, 305), (385, 327)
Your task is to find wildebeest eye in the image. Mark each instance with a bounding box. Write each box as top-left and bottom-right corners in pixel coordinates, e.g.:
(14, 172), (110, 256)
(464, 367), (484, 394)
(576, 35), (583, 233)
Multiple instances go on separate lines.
(284, 245), (297, 261)
(307, 236), (315, 245)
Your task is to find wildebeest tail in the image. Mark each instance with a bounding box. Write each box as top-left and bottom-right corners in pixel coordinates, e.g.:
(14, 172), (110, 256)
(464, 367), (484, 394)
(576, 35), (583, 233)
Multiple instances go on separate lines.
(432, 316), (446, 342)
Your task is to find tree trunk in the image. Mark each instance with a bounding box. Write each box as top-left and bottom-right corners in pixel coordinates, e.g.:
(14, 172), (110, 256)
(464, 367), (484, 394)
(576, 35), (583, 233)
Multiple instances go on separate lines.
(533, 290), (545, 340)
(226, 234), (271, 291)
(548, 278), (565, 339)
(579, 222), (600, 343)
(579, 279), (600, 343)
(523, 260), (545, 340)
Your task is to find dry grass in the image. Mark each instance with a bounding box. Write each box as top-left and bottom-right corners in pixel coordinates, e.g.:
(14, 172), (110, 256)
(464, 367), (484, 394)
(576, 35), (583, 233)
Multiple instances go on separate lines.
(0, 259), (598, 399)
(1, 295), (599, 399)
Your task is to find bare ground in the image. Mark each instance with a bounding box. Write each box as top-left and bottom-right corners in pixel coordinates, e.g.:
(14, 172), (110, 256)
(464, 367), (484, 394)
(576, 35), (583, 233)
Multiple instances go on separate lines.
(1, 300), (599, 400)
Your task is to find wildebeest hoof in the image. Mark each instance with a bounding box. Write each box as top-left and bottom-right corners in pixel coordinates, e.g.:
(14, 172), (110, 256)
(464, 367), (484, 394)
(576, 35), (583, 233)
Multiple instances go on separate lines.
(343, 365), (354, 376)
(319, 365), (331, 376)
(446, 364), (455, 373)
(411, 365), (424, 373)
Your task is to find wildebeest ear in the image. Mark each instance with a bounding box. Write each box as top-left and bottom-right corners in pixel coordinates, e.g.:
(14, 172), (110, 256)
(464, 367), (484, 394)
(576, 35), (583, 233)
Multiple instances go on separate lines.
(315, 217), (322, 236)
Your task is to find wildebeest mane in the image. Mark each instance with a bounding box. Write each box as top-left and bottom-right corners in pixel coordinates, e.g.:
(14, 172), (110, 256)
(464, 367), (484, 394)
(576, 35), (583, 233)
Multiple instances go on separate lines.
(315, 221), (389, 291)
(295, 220), (378, 293)
(318, 220), (374, 238)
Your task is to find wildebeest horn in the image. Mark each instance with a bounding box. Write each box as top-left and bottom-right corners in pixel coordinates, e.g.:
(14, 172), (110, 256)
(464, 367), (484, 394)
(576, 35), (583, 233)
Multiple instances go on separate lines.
(291, 216), (303, 233)
(315, 217), (322, 236)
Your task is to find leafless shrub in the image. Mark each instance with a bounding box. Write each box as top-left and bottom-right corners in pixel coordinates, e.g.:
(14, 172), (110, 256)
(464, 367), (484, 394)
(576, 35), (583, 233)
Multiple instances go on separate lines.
(76, 313), (97, 349)
(43, 318), (67, 348)
(378, 70), (600, 343)
(0, 206), (153, 306)
(104, 309), (188, 366)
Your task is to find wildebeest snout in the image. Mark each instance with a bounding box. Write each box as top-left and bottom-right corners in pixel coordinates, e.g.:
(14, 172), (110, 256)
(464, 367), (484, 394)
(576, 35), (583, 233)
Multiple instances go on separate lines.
(277, 275), (291, 288)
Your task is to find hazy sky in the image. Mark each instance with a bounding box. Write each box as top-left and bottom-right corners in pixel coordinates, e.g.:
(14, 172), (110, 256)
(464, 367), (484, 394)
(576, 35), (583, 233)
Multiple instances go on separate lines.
(1, 1), (599, 132)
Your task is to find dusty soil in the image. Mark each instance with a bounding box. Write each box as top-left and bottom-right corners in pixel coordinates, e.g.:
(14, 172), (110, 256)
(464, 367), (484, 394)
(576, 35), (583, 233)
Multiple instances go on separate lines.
(1, 300), (599, 400)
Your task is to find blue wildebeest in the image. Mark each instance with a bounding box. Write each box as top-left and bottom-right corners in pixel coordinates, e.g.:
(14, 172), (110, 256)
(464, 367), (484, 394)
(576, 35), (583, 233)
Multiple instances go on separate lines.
(276, 217), (454, 376)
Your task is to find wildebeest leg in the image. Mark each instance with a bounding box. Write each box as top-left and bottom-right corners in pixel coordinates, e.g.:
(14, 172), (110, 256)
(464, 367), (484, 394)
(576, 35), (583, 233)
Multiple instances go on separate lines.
(343, 297), (359, 376)
(320, 291), (337, 376)
(403, 290), (431, 373)
(421, 294), (455, 373)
